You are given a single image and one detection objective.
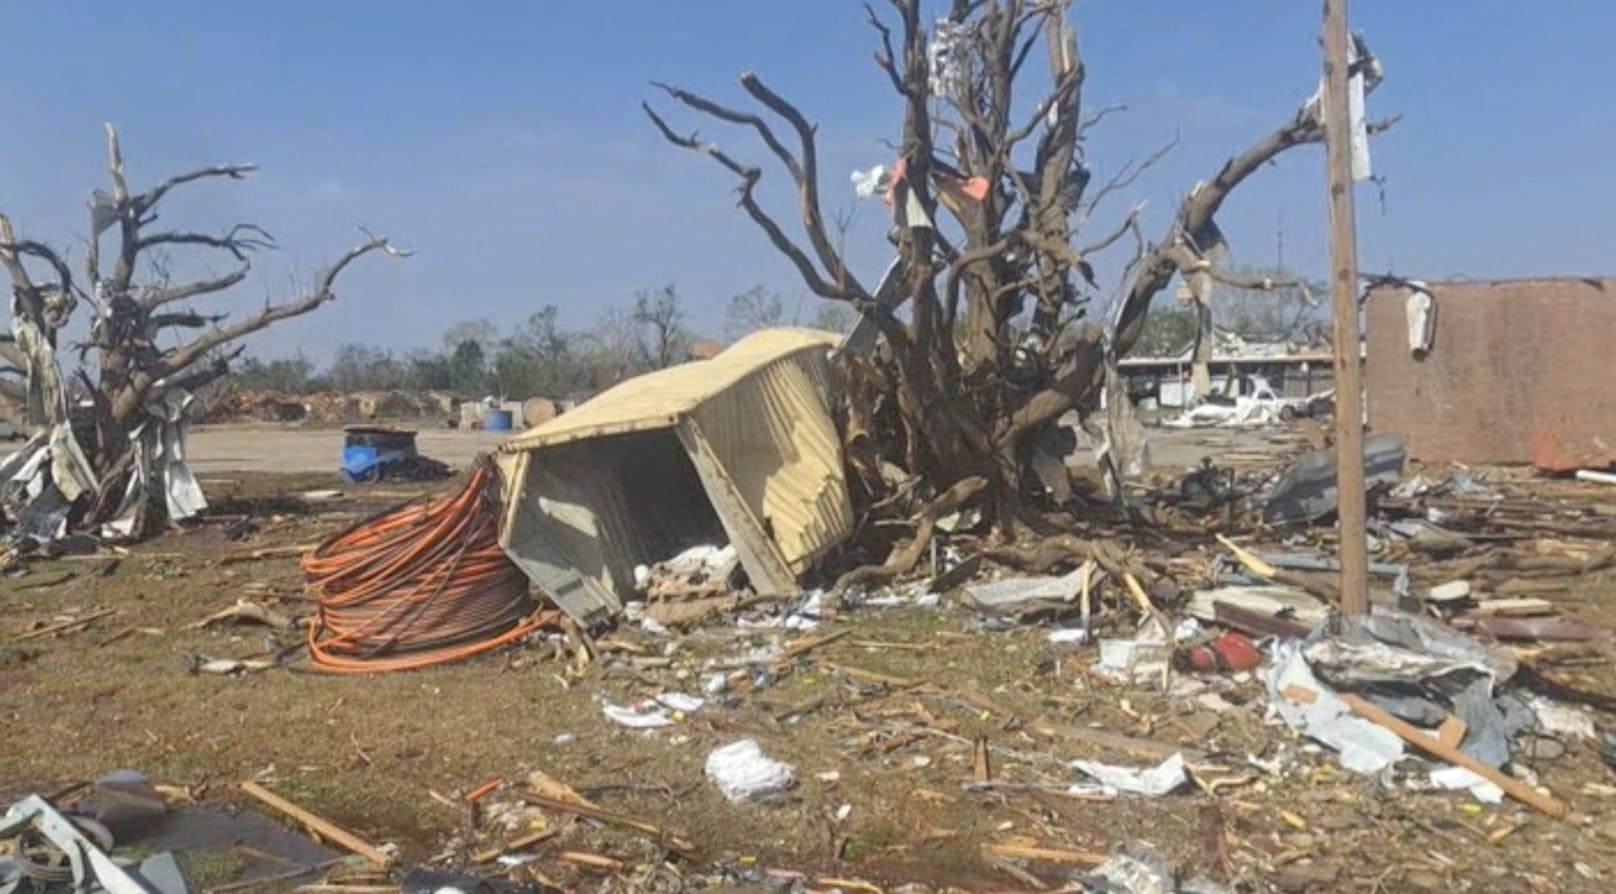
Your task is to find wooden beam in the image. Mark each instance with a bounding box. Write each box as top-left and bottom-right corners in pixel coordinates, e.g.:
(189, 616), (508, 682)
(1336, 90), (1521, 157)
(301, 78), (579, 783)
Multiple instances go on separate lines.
(1323, 0), (1369, 616)
(240, 781), (393, 867)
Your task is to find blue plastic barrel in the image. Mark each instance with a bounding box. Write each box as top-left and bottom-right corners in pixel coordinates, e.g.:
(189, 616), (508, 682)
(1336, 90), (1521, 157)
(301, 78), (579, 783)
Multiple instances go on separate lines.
(483, 408), (514, 431)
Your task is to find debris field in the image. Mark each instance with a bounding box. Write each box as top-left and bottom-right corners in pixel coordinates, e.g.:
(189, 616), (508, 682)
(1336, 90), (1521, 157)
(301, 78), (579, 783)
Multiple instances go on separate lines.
(4, 423), (1616, 894)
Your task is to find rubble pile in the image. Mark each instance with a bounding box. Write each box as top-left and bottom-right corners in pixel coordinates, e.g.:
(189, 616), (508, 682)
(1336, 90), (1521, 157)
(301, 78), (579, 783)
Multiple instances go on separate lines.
(8, 337), (1616, 893)
(201, 389), (459, 425)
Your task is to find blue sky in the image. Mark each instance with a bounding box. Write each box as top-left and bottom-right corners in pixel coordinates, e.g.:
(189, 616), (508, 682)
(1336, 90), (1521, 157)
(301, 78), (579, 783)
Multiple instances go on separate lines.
(4, 1), (1613, 361)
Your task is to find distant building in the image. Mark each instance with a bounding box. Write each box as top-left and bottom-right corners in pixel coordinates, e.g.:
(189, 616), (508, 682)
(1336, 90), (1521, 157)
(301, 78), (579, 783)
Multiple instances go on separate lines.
(1121, 330), (1337, 408)
(687, 340), (724, 361)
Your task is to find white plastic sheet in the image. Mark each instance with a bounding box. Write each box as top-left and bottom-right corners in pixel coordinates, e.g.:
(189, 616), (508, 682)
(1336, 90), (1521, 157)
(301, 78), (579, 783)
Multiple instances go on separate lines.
(1070, 753), (1188, 798)
(705, 739), (796, 804)
(1264, 640), (1404, 775)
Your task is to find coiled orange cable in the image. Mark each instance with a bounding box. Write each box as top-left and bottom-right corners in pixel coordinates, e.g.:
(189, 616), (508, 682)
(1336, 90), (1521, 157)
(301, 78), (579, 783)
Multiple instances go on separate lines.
(304, 458), (548, 673)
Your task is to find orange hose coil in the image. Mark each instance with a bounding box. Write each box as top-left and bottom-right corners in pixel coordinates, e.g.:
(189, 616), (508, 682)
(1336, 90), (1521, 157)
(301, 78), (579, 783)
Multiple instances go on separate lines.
(304, 459), (544, 672)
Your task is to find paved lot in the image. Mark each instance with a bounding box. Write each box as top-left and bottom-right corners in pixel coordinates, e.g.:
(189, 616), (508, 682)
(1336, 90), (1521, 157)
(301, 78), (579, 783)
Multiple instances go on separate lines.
(170, 421), (1287, 476)
(183, 424), (507, 475)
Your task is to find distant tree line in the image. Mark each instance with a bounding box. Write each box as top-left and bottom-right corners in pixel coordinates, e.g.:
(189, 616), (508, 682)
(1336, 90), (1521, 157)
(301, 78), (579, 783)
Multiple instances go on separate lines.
(229, 284), (858, 399)
(1131, 265), (1329, 357)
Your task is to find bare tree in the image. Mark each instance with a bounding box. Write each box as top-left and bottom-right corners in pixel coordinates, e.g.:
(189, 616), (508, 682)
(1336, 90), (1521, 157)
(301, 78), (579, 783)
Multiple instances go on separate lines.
(646, 0), (1386, 538)
(0, 125), (407, 533)
(1212, 266), (1327, 344)
(724, 285), (785, 339)
(630, 285), (691, 369)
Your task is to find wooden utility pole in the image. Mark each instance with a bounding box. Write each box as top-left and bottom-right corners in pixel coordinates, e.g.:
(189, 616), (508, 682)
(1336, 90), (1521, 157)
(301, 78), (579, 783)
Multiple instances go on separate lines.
(1323, 0), (1369, 616)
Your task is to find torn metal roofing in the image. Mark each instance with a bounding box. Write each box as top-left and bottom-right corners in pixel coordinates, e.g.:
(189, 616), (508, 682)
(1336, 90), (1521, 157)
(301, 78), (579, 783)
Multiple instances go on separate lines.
(497, 327), (852, 625)
(502, 327), (841, 450)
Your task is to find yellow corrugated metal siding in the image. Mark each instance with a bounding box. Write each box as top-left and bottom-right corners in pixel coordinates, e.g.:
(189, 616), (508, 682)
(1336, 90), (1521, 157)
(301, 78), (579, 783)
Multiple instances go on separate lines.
(503, 328), (841, 451)
(688, 348), (851, 571)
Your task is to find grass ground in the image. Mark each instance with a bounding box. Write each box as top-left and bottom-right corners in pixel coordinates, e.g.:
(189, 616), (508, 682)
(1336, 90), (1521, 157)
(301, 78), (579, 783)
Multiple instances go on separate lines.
(4, 468), (1616, 893)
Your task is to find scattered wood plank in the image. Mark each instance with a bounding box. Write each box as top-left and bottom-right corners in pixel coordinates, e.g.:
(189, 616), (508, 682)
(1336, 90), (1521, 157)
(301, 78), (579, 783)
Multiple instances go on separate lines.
(1121, 572), (1172, 632)
(973, 735), (993, 784)
(14, 607), (117, 642)
(1032, 720), (1209, 763)
(1436, 715), (1468, 750)
(981, 842), (1108, 868)
(187, 599), (296, 630)
(97, 626), (138, 647)
(220, 543), (318, 566)
(817, 660), (921, 689)
(470, 827), (560, 865)
(1472, 598), (1555, 617)
(775, 628), (850, 664)
(558, 851), (624, 872)
(517, 792), (693, 852)
(527, 769), (597, 808)
(240, 781), (393, 867)
(1337, 694), (1573, 821)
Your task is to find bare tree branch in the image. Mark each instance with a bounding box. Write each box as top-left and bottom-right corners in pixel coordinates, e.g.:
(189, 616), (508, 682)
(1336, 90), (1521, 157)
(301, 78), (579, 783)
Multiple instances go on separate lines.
(155, 235), (408, 380)
(1111, 36), (1388, 356)
(1077, 201), (1145, 258)
(169, 344), (247, 393)
(1079, 133), (1177, 221)
(140, 259), (252, 309)
(642, 100), (869, 303)
(136, 223), (275, 259)
(149, 310), (229, 331)
(865, 4), (911, 97)
(650, 81), (802, 182)
(132, 164), (257, 217)
(739, 72), (866, 297)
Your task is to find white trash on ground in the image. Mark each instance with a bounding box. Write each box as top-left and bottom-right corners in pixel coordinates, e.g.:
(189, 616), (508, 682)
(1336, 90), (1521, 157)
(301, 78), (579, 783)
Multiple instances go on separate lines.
(1070, 753), (1189, 798)
(600, 693), (705, 729)
(705, 739), (797, 804)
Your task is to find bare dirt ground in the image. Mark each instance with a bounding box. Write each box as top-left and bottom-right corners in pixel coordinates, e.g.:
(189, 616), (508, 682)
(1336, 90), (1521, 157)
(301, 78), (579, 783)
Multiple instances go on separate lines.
(173, 421), (1250, 476)
(180, 424), (508, 475)
(3, 425), (1616, 893)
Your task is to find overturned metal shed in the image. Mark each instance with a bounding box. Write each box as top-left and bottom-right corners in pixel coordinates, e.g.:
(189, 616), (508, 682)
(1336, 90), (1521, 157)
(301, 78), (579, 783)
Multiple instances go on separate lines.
(497, 328), (852, 625)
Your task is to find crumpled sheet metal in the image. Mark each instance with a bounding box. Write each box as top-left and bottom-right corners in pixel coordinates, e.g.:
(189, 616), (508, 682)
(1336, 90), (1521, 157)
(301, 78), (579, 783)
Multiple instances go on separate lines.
(1265, 639), (1405, 775)
(11, 309), (68, 426)
(0, 424), (99, 545)
(1309, 610), (1517, 692)
(103, 388), (207, 538)
(0, 389), (205, 544)
(1304, 610), (1521, 769)
(961, 566), (1086, 616)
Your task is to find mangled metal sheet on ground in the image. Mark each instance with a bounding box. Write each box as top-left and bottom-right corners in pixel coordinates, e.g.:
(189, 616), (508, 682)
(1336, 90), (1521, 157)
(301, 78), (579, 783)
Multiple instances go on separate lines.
(497, 328), (853, 626)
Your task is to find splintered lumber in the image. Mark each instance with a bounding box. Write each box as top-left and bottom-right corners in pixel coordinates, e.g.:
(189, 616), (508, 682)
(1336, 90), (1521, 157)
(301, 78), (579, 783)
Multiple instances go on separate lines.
(775, 628), (850, 663)
(1338, 694), (1572, 820)
(1121, 572), (1172, 632)
(220, 543), (318, 565)
(14, 608), (117, 642)
(471, 827), (560, 864)
(558, 852), (624, 872)
(240, 781), (393, 866)
(517, 792), (693, 852)
(981, 842), (1108, 867)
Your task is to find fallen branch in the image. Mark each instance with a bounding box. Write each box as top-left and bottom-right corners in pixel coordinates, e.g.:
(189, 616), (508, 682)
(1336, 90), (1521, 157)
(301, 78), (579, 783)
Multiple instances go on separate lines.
(470, 827), (561, 865)
(14, 608), (118, 642)
(833, 476), (988, 595)
(516, 792), (693, 853)
(981, 842), (1108, 868)
(219, 543), (317, 565)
